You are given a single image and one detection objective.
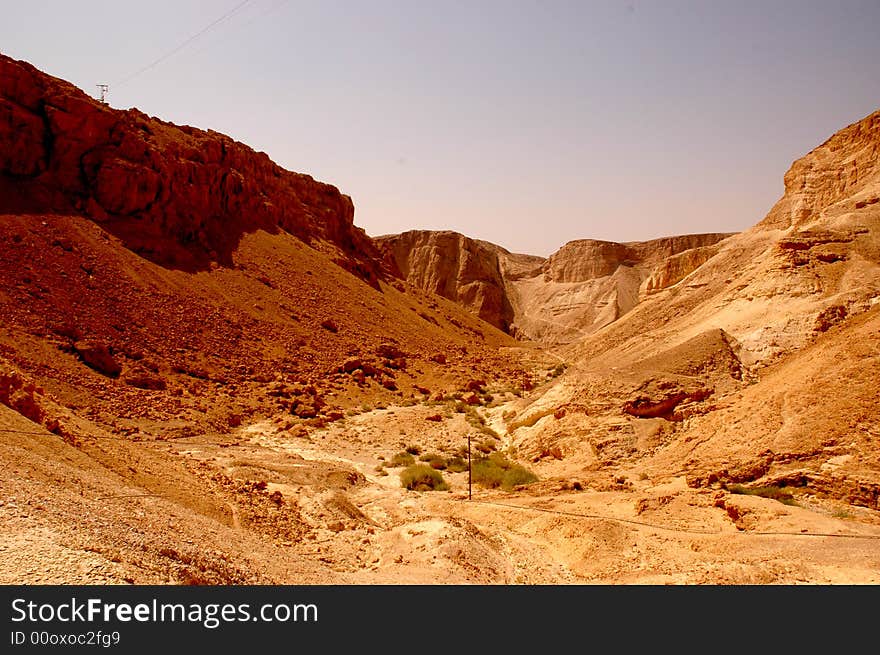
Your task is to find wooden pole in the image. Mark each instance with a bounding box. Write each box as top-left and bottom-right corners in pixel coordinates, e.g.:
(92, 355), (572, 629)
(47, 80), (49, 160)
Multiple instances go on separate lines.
(467, 433), (472, 501)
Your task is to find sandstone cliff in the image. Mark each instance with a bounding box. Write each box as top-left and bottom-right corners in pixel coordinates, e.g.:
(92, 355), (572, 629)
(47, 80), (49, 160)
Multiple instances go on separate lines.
(379, 230), (732, 342)
(376, 230), (531, 332)
(0, 53), (379, 278)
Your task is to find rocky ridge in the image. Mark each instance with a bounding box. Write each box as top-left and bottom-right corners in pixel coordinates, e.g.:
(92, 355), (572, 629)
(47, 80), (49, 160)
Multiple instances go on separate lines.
(0, 53), (380, 278)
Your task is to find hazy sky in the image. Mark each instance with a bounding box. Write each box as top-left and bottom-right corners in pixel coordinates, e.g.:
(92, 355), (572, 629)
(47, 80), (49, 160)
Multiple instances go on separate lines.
(2, 1), (879, 255)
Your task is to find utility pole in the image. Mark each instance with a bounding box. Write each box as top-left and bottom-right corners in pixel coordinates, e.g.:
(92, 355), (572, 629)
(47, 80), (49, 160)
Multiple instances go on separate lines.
(96, 84), (109, 105)
(467, 433), (472, 501)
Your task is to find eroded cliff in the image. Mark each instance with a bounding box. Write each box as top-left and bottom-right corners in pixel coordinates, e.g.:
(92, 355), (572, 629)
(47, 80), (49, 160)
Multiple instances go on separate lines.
(379, 229), (732, 343)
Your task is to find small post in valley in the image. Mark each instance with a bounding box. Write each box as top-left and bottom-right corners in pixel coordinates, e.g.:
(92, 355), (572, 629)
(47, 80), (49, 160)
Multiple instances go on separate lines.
(467, 433), (472, 501)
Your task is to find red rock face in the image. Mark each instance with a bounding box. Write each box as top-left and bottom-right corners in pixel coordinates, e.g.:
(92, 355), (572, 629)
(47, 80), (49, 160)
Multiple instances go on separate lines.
(0, 54), (380, 279)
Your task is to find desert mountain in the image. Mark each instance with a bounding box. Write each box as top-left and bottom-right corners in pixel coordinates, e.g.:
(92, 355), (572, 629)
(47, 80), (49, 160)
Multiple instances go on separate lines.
(1, 53), (878, 585)
(0, 51), (522, 421)
(0, 53), (533, 583)
(378, 230), (732, 343)
(507, 109), (880, 510)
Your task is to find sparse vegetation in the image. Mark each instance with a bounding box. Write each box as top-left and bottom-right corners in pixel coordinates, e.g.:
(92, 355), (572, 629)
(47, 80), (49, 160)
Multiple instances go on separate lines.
(418, 453), (447, 469)
(389, 451), (416, 467)
(471, 452), (538, 491)
(726, 483), (797, 505)
(547, 363), (567, 378)
(475, 440), (496, 454)
(405, 444), (422, 456)
(400, 464), (449, 491)
(446, 456), (468, 473)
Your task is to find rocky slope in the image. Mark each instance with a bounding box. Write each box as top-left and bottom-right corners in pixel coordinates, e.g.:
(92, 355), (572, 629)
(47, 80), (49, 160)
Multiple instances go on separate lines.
(0, 53), (381, 278)
(503, 108), (880, 511)
(0, 55), (531, 583)
(379, 230), (732, 342)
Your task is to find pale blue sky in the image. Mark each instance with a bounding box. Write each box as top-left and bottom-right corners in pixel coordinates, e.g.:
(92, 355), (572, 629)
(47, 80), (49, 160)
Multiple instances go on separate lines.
(2, 1), (879, 255)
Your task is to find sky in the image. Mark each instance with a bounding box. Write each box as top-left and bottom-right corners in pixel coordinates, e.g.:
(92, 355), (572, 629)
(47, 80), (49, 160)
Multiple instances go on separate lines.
(2, 1), (879, 256)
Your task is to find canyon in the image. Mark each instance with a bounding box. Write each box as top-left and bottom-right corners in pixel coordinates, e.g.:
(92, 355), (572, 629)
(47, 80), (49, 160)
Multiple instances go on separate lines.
(1, 53), (879, 584)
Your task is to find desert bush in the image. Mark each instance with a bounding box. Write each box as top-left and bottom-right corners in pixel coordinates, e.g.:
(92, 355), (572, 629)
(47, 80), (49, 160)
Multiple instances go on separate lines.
(472, 453), (537, 491)
(389, 452), (416, 467)
(475, 440), (496, 454)
(446, 456), (468, 473)
(726, 483), (796, 505)
(502, 464), (538, 489)
(419, 453), (447, 469)
(405, 444), (422, 456)
(400, 465), (449, 491)
(471, 457), (505, 488)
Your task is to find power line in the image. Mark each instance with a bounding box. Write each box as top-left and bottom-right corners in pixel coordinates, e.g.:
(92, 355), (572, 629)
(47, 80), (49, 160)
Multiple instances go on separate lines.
(185, 0), (291, 60)
(114, 0), (256, 89)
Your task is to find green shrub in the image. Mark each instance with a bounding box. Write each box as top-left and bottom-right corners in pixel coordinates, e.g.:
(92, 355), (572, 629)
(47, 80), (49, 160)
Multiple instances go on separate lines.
(472, 453), (537, 491)
(418, 453), (447, 469)
(502, 464), (538, 489)
(472, 457), (505, 488)
(389, 452), (415, 467)
(400, 465), (449, 491)
(446, 456), (468, 473)
(726, 483), (796, 505)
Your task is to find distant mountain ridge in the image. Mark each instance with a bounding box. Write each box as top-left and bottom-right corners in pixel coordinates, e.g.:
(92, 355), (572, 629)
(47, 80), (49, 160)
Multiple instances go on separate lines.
(378, 230), (733, 342)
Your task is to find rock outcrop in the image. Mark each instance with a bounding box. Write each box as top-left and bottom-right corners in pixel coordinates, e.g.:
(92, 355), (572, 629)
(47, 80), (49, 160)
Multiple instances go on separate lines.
(759, 110), (880, 230)
(377, 231), (523, 331)
(0, 53), (380, 277)
(379, 230), (732, 342)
